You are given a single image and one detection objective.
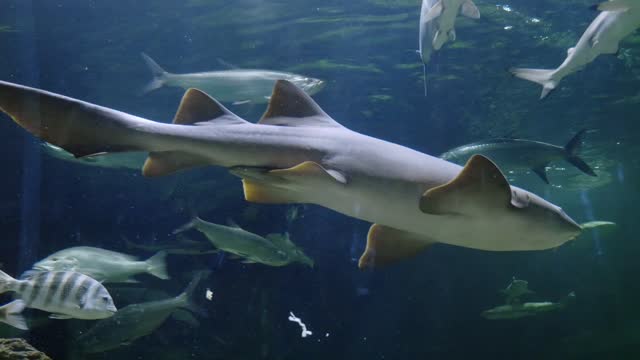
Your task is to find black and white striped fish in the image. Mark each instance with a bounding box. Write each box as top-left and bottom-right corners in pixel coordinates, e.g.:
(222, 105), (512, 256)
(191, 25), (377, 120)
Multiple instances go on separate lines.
(0, 270), (117, 320)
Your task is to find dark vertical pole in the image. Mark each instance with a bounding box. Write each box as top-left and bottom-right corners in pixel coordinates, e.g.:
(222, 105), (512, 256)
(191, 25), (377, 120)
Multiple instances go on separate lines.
(15, 0), (42, 273)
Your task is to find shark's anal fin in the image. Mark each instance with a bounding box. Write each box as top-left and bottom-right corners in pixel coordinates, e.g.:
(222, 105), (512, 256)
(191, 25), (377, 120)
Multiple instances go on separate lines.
(460, 0), (480, 19)
(242, 179), (298, 204)
(358, 224), (436, 269)
(420, 155), (513, 215)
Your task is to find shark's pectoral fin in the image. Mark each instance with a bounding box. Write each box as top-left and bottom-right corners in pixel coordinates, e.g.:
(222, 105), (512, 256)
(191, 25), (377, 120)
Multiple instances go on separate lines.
(448, 29), (456, 42)
(420, 155), (513, 215)
(259, 80), (342, 128)
(460, 0), (480, 19)
(358, 224), (436, 270)
(422, 1), (443, 23)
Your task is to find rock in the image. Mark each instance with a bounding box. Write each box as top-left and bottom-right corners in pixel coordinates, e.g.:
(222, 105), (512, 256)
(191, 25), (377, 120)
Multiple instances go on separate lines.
(0, 338), (51, 360)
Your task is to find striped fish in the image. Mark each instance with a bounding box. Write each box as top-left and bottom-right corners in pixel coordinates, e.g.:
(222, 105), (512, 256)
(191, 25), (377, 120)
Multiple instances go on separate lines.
(0, 270), (117, 320)
(0, 300), (27, 330)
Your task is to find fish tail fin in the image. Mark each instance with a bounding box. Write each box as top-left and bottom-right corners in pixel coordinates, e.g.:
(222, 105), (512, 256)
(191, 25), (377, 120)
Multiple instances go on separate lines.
(173, 216), (203, 235)
(0, 270), (16, 293)
(140, 52), (169, 94)
(564, 129), (597, 177)
(145, 251), (170, 280)
(509, 67), (559, 99)
(176, 271), (210, 317)
(0, 300), (28, 330)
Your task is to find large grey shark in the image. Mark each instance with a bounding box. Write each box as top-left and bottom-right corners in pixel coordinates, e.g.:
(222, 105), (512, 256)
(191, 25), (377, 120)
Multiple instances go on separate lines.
(418, 0), (480, 94)
(141, 53), (325, 104)
(0, 80), (591, 269)
(511, 0), (640, 99)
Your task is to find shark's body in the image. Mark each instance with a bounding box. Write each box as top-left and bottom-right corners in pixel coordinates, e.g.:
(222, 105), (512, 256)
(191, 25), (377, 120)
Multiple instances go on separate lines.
(0, 80), (584, 269)
(418, 0), (480, 94)
(141, 53), (325, 104)
(511, 0), (640, 99)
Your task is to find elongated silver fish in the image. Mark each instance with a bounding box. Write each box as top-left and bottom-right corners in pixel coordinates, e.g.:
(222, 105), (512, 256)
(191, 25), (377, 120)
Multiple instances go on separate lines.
(265, 233), (314, 268)
(174, 217), (294, 266)
(75, 273), (204, 353)
(0, 270), (116, 320)
(482, 292), (575, 320)
(141, 53), (325, 104)
(440, 130), (597, 184)
(511, 0), (640, 99)
(125, 234), (219, 256)
(31, 246), (169, 283)
(0, 300), (27, 330)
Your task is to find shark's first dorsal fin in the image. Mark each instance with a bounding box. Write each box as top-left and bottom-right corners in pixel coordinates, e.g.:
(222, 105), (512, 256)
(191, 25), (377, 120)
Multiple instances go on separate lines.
(173, 88), (248, 126)
(420, 155), (514, 215)
(258, 80), (342, 128)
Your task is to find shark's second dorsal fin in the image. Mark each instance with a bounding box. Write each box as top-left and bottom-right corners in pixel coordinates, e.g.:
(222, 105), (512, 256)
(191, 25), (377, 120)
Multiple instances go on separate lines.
(173, 88), (248, 126)
(258, 80), (342, 128)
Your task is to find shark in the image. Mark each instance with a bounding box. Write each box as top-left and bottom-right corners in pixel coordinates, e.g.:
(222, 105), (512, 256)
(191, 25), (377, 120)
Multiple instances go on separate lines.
(511, 0), (640, 99)
(0, 79), (593, 269)
(141, 53), (325, 105)
(418, 0), (480, 94)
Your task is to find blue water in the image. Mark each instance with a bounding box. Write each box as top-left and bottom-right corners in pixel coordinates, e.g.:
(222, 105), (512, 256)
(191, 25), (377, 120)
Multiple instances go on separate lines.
(0, 0), (638, 358)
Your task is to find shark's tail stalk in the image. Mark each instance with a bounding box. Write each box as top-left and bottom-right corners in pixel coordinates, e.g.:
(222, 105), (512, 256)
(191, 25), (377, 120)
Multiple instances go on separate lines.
(564, 130), (597, 177)
(509, 67), (560, 99)
(140, 52), (170, 94)
(145, 251), (170, 280)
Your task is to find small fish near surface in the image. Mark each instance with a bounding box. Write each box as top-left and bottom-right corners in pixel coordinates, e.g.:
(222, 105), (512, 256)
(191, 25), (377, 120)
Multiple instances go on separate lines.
(418, 0), (480, 94)
(141, 53), (325, 104)
(0, 300), (28, 330)
(440, 130), (597, 184)
(482, 292), (576, 320)
(174, 217), (310, 267)
(31, 246), (169, 283)
(0, 80), (610, 271)
(511, 0), (640, 99)
(0, 270), (116, 320)
(75, 273), (205, 354)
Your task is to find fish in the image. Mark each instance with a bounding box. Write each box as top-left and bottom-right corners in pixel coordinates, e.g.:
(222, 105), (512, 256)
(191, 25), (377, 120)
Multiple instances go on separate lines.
(499, 277), (534, 305)
(124, 234), (219, 256)
(482, 292), (576, 320)
(439, 130), (597, 184)
(511, 0), (640, 99)
(0, 80), (592, 270)
(0, 300), (28, 330)
(41, 142), (146, 170)
(418, 0), (480, 94)
(264, 233), (314, 268)
(0, 270), (117, 320)
(75, 273), (205, 353)
(174, 217), (295, 267)
(141, 53), (325, 104)
(31, 246), (169, 283)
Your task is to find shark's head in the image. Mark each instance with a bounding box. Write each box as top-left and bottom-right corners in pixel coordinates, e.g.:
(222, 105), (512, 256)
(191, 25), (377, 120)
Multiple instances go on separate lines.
(289, 76), (325, 96)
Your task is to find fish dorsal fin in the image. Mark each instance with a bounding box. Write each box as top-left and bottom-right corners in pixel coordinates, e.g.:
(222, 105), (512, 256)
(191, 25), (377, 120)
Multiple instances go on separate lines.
(226, 218), (241, 228)
(258, 80), (341, 128)
(358, 224), (436, 269)
(420, 155), (514, 215)
(173, 88), (248, 126)
(266, 233), (293, 248)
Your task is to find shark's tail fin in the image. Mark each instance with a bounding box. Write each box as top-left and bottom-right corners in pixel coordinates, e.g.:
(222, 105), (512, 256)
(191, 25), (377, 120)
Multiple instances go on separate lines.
(145, 251), (170, 280)
(0, 300), (28, 330)
(509, 67), (559, 99)
(564, 130), (597, 177)
(141, 52), (169, 94)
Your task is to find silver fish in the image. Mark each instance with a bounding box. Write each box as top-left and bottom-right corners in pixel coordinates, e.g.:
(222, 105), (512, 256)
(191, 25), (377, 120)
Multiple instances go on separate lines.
(482, 292), (575, 320)
(511, 0), (640, 99)
(32, 246), (169, 283)
(440, 130), (596, 184)
(0, 270), (116, 320)
(0, 80), (590, 271)
(141, 53), (325, 104)
(75, 273), (204, 353)
(265, 233), (314, 268)
(174, 217), (292, 267)
(0, 300), (27, 330)
(125, 234), (219, 256)
(499, 277), (534, 305)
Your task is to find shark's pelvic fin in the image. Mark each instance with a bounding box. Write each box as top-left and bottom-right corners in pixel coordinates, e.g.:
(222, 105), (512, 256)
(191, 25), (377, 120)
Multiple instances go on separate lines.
(460, 1), (480, 19)
(420, 155), (512, 215)
(258, 80), (342, 127)
(358, 224), (436, 269)
(143, 89), (247, 176)
(242, 179), (298, 204)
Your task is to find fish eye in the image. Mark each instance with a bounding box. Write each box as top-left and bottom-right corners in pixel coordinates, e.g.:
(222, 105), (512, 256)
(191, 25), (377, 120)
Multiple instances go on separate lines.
(102, 296), (110, 303)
